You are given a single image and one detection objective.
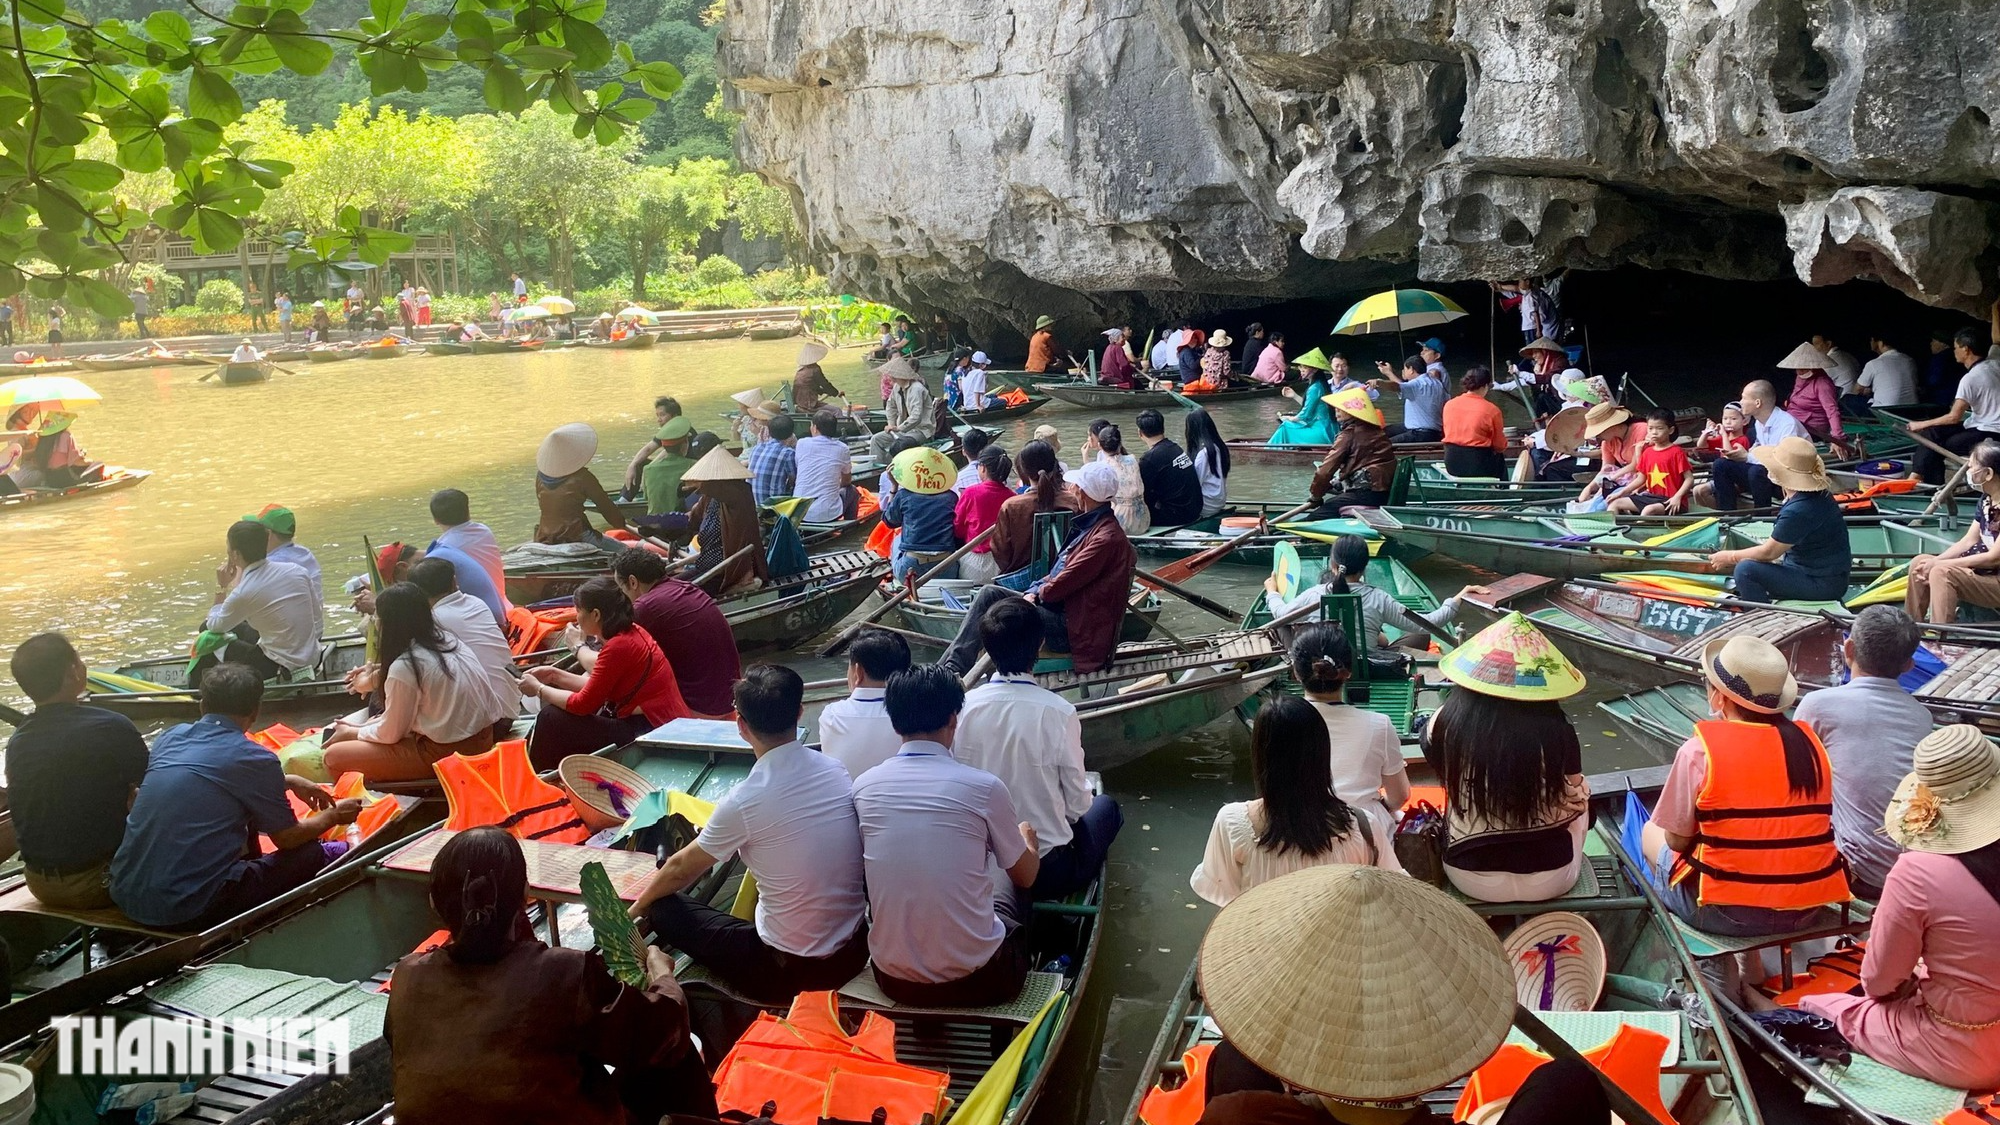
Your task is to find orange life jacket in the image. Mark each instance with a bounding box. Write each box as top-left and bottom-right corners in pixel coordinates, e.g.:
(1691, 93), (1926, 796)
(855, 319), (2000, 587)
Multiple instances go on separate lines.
(1760, 941), (1866, 1005)
(1454, 1024), (1677, 1125)
(434, 739), (590, 844)
(1671, 720), (1850, 910)
(505, 603), (575, 657)
(712, 991), (948, 1125)
(1138, 1041), (1214, 1125)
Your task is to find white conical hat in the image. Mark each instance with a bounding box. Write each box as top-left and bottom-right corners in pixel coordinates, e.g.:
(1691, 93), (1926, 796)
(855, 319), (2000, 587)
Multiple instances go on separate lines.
(1776, 342), (1834, 370)
(536, 423), (598, 477)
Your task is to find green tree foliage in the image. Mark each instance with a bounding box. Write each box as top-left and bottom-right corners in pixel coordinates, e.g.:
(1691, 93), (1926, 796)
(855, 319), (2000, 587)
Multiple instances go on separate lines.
(730, 173), (802, 270)
(193, 277), (246, 312)
(617, 156), (728, 298)
(461, 103), (636, 293)
(5, 0), (682, 317)
(257, 102), (479, 232)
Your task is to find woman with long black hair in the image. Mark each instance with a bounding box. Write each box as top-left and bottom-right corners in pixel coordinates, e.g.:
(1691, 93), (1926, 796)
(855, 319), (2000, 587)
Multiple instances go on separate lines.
(1288, 625), (1411, 839)
(519, 577), (689, 769)
(992, 439), (1079, 575)
(1191, 695), (1400, 905)
(1645, 634), (1852, 936)
(1184, 408), (1231, 519)
(386, 826), (716, 1124)
(324, 582), (505, 782)
(1423, 613), (1591, 903)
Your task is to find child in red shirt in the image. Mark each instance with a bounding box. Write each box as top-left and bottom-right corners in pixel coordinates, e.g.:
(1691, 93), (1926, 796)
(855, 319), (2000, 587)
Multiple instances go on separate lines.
(1608, 409), (1694, 515)
(1695, 401), (1753, 457)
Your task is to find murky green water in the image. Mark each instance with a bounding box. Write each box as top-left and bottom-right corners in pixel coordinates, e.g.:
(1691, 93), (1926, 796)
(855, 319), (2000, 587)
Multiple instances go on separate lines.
(0, 339), (1670, 1123)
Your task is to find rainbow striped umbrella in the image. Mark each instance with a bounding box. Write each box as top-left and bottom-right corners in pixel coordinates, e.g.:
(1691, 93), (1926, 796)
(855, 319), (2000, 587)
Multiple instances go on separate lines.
(1331, 288), (1468, 336)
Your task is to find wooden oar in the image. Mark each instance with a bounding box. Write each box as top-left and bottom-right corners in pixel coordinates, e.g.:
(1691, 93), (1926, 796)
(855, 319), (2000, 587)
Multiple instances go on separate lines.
(688, 541), (756, 593)
(1897, 422), (1972, 515)
(1149, 499), (1315, 585)
(0, 701), (25, 726)
(1133, 565), (1240, 624)
(817, 525), (998, 657)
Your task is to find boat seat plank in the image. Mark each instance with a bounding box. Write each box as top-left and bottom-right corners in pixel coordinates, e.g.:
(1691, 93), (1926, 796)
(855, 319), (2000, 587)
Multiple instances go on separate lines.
(676, 960), (1062, 1025)
(1668, 609), (1822, 660)
(1458, 855), (1620, 915)
(1799, 1052), (1966, 1122)
(1671, 903), (1871, 959)
(0, 882), (184, 937)
(383, 832), (656, 900)
(146, 964), (390, 1044)
(1501, 1010), (1684, 1066)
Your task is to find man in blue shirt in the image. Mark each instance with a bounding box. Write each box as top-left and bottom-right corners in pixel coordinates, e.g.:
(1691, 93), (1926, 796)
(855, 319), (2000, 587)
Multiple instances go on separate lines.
(111, 664), (360, 929)
(367, 540), (506, 625)
(7, 633), (149, 909)
(748, 413), (798, 506)
(1374, 343), (1448, 444)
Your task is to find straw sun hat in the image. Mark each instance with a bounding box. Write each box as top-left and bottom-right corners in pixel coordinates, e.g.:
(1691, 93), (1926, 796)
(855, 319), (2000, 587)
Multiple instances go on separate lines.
(1519, 337), (1565, 357)
(1701, 634), (1797, 714)
(680, 445), (751, 483)
(1542, 406), (1588, 456)
(537, 423), (599, 477)
(1776, 342), (1835, 370)
(1501, 911), (1606, 1012)
(1199, 865), (1514, 1105)
(795, 340), (830, 366)
(1209, 329), (1235, 348)
(1751, 435), (1832, 492)
(1885, 724), (2000, 855)
(1439, 611), (1586, 701)
(1322, 387), (1383, 427)
(1582, 401), (1632, 439)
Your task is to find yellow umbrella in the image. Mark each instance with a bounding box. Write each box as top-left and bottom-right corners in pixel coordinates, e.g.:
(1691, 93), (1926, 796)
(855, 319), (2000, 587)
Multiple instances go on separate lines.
(1331, 288), (1468, 336)
(538, 295), (576, 315)
(0, 375), (102, 414)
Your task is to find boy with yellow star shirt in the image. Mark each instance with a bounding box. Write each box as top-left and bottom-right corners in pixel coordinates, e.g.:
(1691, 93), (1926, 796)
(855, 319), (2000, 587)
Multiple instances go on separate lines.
(1607, 409), (1694, 515)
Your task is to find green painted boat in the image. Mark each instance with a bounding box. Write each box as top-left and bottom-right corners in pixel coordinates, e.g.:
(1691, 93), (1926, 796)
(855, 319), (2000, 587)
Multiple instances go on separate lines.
(1122, 811), (1765, 1125)
(83, 633), (375, 726)
(583, 332), (658, 350)
(423, 341), (471, 356)
(507, 517), (881, 605)
(1358, 506), (1966, 583)
(885, 580), (1164, 653)
(217, 359), (272, 385)
(359, 343), (409, 359)
(1040, 381), (1290, 410)
(305, 346), (360, 363)
(0, 467), (150, 516)
(723, 551), (889, 656)
(468, 338), (542, 356)
(1056, 630), (1288, 771)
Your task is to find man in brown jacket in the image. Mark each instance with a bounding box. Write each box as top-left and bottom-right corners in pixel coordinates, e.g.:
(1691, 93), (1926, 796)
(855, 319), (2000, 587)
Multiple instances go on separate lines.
(942, 461), (1135, 675)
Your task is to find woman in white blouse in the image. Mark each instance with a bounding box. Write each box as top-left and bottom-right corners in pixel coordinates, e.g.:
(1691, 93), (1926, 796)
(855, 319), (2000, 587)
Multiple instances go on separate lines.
(1192, 695), (1402, 906)
(1081, 419), (1149, 535)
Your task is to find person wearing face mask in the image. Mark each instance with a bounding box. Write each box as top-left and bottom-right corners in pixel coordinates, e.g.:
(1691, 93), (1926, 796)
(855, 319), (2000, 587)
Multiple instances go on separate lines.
(1906, 438), (2000, 623)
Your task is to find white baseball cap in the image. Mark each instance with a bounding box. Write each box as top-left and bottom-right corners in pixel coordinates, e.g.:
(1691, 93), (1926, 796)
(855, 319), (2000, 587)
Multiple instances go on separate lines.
(971, 351), (991, 365)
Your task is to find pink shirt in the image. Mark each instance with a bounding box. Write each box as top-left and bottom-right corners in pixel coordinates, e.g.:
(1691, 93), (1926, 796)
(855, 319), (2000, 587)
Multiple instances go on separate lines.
(1785, 370), (1845, 439)
(1250, 343), (1287, 384)
(952, 480), (1013, 553)
(1803, 851), (2000, 1089)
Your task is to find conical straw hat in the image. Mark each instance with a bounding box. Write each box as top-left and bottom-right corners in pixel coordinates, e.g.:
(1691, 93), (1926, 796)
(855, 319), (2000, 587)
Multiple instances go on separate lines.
(1543, 406), (1588, 455)
(890, 445), (955, 495)
(1323, 387), (1383, 427)
(1199, 866), (1514, 1103)
(796, 340), (830, 366)
(1518, 336), (1565, 356)
(1293, 347), (1332, 372)
(1502, 911), (1605, 1012)
(536, 423), (598, 477)
(1776, 342), (1834, 370)
(680, 444), (751, 483)
(731, 388), (765, 408)
(880, 356), (920, 382)
(1438, 611), (1586, 700)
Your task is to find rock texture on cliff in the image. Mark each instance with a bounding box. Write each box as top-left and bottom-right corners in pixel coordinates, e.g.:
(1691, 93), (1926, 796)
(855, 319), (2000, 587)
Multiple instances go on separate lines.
(720, 0), (1998, 344)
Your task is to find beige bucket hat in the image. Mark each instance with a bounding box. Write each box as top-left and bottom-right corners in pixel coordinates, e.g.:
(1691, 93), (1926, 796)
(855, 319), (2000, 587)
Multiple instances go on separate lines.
(1582, 401), (1633, 439)
(1751, 435), (1831, 492)
(1885, 724), (2000, 854)
(1209, 329), (1234, 348)
(536, 423), (599, 477)
(1198, 865), (1514, 1105)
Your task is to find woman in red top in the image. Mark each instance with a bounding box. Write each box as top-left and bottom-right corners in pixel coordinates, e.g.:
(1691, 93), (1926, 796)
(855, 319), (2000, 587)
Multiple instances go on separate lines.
(519, 577), (689, 769)
(1440, 365), (1508, 478)
(954, 448), (1016, 584)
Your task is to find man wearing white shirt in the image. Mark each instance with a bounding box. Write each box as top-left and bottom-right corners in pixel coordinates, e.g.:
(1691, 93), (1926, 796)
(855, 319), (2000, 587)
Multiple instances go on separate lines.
(1812, 333), (1864, 397)
(630, 665), (870, 999)
(1149, 327), (1181, 372)
(1708, 379), (1809, 509)
(817, 629), (908, 778)
(427, 489), (511, 615)
(961, 351), (992, 412)
(198, 520), (323, 683)
(852, 664), (1040, 1008)
(792, 409), (858, 523)
(1909, 327), (2000, 484)
(1857, 335), (1918, 411)
(955, 598), (1122, 899)
(406, 558), (519, 728)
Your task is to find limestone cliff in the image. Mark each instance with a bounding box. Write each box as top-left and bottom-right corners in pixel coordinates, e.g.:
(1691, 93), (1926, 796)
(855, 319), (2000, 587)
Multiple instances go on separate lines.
(720, 0), (1999, 345)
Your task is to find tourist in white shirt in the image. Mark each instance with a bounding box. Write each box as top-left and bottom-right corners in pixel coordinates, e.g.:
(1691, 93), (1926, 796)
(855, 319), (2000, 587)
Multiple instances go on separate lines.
(962, 351), (992, 412)
(954, 428), (994, 492)
(1191, 695), (1401, 906)
(1289, 624), (1411, 838)
(229, 338), (261, 363)
(198, 520), (323, 683)
(427, 488), (510, 613)
(853, 664), (1039, 1008)
(793, 409), (859, 522)
(1857, 335), (1918, 411)
(1705, 379), (1809, 509)
(1812, 333), (1864, 397)
(1148, 327), (1181, 372)
(405, 557), (519, 726)
(241, 504), (322, 613)
(1909, 328), (2000, 485)
(956, 597), (1123, 899)
(629, 665), (871, 999)
(322, 583), (503, 782)
(817, 629), (909, 779)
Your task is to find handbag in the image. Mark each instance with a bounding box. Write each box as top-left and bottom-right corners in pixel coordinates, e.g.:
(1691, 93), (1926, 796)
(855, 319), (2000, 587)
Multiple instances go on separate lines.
(1394, 800), (1449, 887)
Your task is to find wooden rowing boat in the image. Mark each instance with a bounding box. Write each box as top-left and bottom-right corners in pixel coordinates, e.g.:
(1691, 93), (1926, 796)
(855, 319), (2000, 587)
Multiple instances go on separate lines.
(656, 325), (745, 342)
(1226, 406), (1712, 469)
(582, 332), (657, 350)
(217, 359), (272, 385)
(1122, 802), (1761, 1125)
(72, 352), (187, 371)
(83, 634), (375, 725)
(1040, 381), (1290, 410)
(507, 515), (881, 603)
(1358, 506), (1965, 583)
(424, 340), (471, 356)
(0, 360), (74, 375)
(0, 467), (150, 514)
(1059, 630), (1288, 771)
(743, 322), (802, 340)
(306, 346), (360, 363)
(884, 581), (1165, 653)
(792, 393), (1052, 437)
(723, 550), (889, 656)
(360, 343), (409, 359)
(468, 338), (540, 355)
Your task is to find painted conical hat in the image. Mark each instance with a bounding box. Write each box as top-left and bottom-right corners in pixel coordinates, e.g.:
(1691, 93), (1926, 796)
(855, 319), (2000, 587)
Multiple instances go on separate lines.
(1543, 407), (1588, 455)
(1502, 911), (1606, 1012)
(1323, 387), (1383, 427)
(1293, 347), (1333, 372)
(890, 445), (956, 495)
(1439, 611), (1586, 700)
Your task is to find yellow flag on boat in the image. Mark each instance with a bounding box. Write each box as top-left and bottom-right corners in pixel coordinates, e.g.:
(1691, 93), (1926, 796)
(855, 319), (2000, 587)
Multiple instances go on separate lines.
(765, 496), (813, 524)
(950, 990), (1066, 1125)
(1845, 563), (1909, 609)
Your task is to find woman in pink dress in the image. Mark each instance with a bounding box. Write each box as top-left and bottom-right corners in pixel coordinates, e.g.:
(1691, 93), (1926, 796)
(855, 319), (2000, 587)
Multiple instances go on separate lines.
(1777, 342), (1854, 456)
(1801, 724), (2000, 1090)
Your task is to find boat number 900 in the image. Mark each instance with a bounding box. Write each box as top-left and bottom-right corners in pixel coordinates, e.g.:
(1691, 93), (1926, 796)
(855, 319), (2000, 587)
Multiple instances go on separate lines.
(1422, 516), (1474, 533)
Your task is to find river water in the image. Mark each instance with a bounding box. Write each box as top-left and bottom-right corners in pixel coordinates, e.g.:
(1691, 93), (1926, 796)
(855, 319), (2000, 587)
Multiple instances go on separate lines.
(0, 338), (1667, 1123)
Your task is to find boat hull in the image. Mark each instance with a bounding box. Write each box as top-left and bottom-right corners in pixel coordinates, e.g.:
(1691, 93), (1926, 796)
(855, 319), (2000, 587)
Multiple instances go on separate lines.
(0, 468), (150, 514)
(218, 360), (271, 385)
(1041, 382), (1287, 410)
